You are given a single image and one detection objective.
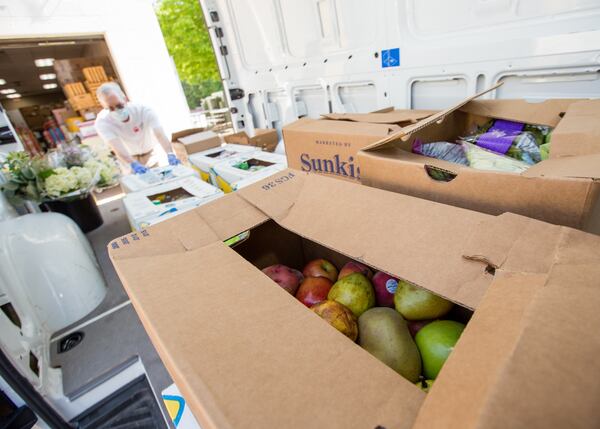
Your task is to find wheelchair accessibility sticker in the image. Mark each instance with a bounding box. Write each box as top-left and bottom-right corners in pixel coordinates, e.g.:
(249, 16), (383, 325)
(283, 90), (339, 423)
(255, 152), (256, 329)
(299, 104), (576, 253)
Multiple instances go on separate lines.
(381, 48), (400, 68)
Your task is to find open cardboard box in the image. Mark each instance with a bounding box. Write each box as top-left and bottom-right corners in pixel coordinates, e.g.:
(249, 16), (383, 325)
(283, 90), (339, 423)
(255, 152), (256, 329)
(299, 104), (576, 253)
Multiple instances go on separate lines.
(282, 109), (436, 182)
(108, 170), (600, 429)
(358, 84), (600, 232)
(224, 128), (279, 152)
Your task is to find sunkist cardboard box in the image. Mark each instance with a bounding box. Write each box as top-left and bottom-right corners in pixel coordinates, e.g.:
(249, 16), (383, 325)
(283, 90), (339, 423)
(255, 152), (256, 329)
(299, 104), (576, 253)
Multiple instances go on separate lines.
(358, 84), (600, 232)
(282, 109), (436, 181)
(224, 128), (279, 152)
(108, 169), (600, 429)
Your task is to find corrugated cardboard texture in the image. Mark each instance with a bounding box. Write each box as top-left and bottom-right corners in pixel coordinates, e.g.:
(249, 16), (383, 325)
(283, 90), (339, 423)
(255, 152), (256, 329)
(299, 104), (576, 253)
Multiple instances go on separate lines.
(321, 109), (436, 124)
(109, 169), (600, 429)
(359, 91), (600, 231)
(224, 129), (279, 152)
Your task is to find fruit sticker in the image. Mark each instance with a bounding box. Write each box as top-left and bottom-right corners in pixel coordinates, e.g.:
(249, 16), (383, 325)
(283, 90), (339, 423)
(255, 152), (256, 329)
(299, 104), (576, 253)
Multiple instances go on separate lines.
(162, 384), (201, 429)
(385, 279), (398, 294)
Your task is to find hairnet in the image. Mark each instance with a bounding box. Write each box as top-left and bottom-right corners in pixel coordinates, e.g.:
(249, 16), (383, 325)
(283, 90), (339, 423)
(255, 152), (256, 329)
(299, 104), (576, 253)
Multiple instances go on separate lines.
(96, 82), (126, 104)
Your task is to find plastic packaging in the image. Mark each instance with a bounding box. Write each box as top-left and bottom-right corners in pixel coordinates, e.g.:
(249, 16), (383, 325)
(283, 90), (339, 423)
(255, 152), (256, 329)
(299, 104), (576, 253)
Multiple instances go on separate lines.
(412, 140), (468, 165)
(462, 142), (530, 173)
(461, 119), (552, 165)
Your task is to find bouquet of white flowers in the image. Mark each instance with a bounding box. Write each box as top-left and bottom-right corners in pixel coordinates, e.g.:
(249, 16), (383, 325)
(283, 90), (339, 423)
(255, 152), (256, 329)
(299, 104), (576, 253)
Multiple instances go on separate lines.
(84, 156), (120, 188)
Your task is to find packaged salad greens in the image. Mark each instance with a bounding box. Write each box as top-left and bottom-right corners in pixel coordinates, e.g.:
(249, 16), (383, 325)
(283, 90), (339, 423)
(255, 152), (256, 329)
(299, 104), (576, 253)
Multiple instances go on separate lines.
(462, 142), (530, 173)
(412, 140), (468, 165)
(461, 119), (552, 165)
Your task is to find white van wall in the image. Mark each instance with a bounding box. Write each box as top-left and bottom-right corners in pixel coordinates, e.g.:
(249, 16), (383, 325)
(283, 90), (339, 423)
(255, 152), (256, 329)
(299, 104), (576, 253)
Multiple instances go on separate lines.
(200, 0), (600, 135)
(0, 0), (191, 135)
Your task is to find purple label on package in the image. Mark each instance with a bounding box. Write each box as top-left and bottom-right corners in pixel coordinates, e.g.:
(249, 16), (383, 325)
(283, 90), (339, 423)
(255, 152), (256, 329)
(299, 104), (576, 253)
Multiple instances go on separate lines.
(476, 119), (524, 154)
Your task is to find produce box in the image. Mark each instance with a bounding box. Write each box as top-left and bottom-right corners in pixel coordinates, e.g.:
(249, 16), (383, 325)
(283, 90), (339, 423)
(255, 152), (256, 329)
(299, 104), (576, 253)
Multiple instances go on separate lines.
(176, 130), (222, 155)
(358, 84), (600, 232)
(282, 109), (436, 182)
(68, 94), (97, 111)
(210, 151), (287, 193)
(63, 82), (87, 98)
(119, 165), (199, 194)
(82, 66), (108, 83)
(122, 176), (223, 231)
(188, 143), (260, 185)
(53, 56), (117, 86)
(224, 128), (279, 152)
(108, 169), (600, 429)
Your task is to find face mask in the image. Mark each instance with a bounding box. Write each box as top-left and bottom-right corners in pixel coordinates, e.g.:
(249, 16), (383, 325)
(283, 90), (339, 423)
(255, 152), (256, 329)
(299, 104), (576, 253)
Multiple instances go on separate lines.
(110, 106), (130, 122)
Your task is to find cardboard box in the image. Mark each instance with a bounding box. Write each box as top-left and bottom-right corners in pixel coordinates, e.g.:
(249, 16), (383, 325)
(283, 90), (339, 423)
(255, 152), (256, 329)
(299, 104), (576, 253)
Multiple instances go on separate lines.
(68, 94), (97, 111)
(224, 128), (279, 152)
(358, 86), (600, 232)
(53, 56), (117, 86)
(177, 130), (223, 155)
(211, 151), (287, 193)
(108, 170), (600, 429)
(282, 110), (436, 182)
(119, 165), (199, 193)
(122, 176), (223, 231)
(187, 143), (260, 184)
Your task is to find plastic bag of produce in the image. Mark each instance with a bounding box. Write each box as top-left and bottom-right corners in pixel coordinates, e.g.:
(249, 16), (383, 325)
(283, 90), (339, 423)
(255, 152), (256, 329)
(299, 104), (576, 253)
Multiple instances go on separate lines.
(461, 119), (552, 165)
(539, 142), (551, 161)
(412, 140), (469, 165)
(462, 142), (530, 173)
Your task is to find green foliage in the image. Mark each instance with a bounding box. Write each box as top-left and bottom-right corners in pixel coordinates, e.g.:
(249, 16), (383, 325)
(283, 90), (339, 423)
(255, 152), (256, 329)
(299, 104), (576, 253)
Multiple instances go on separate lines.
(1, 152), (52, 203)
(182, 80), (222, 110)
(155, 0), (223, 109)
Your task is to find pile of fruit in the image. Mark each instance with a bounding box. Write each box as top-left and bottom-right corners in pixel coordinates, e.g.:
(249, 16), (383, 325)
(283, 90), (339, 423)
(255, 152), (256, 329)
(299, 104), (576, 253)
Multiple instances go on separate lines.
(262, 259), (467, 391)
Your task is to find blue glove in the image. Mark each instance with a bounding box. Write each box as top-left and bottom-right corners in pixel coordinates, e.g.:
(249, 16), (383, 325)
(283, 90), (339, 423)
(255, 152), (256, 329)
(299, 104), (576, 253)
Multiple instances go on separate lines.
(130, 161), (148, 174)
(168, 153), (181, 166)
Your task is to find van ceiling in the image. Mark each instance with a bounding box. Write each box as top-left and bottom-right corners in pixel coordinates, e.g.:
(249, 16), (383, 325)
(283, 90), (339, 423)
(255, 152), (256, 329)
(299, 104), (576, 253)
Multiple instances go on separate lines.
(0, 37), (105, 100)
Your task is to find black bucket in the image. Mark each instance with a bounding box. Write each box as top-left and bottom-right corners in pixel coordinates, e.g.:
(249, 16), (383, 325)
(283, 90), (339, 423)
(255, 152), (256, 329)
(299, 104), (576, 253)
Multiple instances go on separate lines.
(41, 193), (103, 233)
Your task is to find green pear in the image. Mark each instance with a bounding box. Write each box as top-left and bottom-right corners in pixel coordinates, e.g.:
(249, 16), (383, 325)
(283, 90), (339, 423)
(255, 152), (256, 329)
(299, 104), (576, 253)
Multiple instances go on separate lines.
(394, 281), (453, 321)
(358, 308), (422, 382)
(415, 320), (465, 379)
(328, 273), (375, 317)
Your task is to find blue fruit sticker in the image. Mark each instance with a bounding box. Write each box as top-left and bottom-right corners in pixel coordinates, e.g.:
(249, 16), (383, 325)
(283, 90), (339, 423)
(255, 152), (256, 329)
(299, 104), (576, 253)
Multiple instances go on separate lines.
(386, 279), (398, 294)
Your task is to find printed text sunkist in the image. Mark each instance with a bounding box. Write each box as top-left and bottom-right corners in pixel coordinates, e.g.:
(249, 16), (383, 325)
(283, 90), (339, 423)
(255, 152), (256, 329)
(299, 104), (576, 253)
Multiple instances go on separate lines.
(300, 153), (360, 180)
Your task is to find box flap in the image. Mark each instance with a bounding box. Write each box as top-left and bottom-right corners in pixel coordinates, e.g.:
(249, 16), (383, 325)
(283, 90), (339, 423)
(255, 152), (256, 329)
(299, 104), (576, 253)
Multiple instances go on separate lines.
(321, 109), (436, 125)
(112, 241), (424, 429)
(362, 83), (503, 151)
(474, 262), (600, 428)
(171, 127), (205, 142)
(414, 213), (600, 428)
(458, 99), (579, 127)
(109, 192), (268, 261)
(177, 130), (222, 151)
(238, 170), (492, 309)
(548, 100), (600, 158)
(521, 153), (600, 180)
(284, 117), (402, 136)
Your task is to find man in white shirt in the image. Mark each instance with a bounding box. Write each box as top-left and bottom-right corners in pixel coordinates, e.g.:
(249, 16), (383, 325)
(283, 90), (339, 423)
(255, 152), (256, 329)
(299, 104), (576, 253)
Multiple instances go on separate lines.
(94, 82), (180, 174)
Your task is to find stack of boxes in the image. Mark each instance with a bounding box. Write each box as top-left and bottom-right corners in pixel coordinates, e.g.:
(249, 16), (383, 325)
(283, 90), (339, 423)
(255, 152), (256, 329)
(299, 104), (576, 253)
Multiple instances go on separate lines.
(178, 128), (287, 193)
(82, 66), (111, 106)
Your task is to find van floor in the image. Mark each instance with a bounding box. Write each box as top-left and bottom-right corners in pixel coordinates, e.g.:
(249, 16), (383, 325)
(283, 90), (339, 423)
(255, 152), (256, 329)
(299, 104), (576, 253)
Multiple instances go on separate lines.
(48, 185), (174, 426)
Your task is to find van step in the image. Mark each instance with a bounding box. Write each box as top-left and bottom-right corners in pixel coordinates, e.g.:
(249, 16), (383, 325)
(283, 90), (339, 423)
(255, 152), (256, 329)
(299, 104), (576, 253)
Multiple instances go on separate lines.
(71, 375), (166, 429)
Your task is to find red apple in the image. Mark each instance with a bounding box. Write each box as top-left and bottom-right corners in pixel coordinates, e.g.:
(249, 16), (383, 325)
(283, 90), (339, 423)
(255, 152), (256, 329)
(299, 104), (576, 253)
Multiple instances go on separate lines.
(302, 259), (338, 283)
(296, 277), (333, 307)
(371, 271), (398, 307)
(262, 264), (303, 295)
(408, 319), (434, 337)
(339, 261), (373, 280)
